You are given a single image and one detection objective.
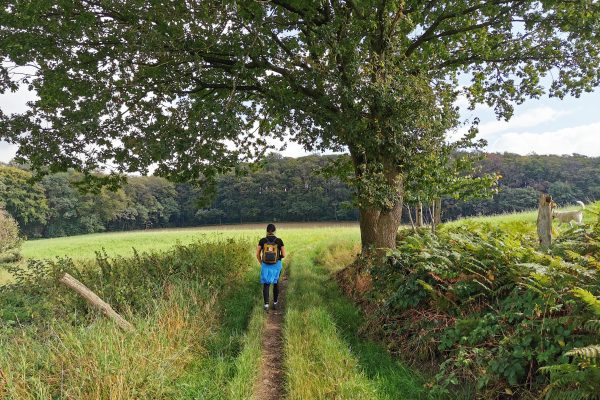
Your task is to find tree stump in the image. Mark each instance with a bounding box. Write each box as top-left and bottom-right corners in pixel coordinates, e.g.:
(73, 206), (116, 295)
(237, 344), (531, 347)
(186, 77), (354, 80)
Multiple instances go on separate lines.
(537, 193), (553, 249)
(59, 273), (134, 332)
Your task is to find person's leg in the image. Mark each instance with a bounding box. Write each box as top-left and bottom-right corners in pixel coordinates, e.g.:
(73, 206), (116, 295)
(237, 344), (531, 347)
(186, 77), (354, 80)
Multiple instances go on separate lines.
(273, 283), (279, 304)
(263, 283), (270, 307)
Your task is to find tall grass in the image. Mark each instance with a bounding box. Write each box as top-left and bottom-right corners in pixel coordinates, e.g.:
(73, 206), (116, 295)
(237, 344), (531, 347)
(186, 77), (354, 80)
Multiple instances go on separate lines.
(1, 283), (215, 399)
(0, 239), (252, 399)
(175, 270), (266, 400)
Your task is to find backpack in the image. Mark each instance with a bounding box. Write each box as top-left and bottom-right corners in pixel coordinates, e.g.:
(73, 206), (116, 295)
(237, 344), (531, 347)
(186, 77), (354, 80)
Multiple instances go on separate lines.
(262, 236), (279, 264)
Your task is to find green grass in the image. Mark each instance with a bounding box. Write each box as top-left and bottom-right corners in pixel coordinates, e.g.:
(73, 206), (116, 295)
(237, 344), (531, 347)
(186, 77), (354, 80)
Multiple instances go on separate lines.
(444, 202), (598, 238)
(0, 282), (222, 399)
(175, 268), (265, 399)
(445, 202), (597, 227)
(17, 210), (599, 398)
(282, 230), (426, 399)
(20, 222), (359, 260)
(0, 239), (256, 399)
(4, 223), (430, 399)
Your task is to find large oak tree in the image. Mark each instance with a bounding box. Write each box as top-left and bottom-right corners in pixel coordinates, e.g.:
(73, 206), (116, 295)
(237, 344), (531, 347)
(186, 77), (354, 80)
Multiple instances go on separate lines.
(1, 1), (598, 249)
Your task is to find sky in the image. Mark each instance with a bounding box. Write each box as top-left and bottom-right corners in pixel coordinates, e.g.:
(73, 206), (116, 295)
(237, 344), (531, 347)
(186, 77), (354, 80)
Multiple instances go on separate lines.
(1, 84), (599, 162)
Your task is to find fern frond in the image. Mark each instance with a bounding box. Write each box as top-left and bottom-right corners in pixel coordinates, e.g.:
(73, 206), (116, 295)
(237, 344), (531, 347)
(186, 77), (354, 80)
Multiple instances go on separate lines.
(540, 364), (577, 374)
(566, 345), (600, 361)
(584, 320), (600, 333)
(572, 288), (600, 316)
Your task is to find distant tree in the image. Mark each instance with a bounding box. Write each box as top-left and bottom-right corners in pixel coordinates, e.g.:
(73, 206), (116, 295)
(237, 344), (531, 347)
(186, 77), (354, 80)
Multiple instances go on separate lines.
(124, 177), (179, 228)
(0, 166), (48, 237)
(42, 171), (127, 236)
(548, 181), (583, 206)
(195, 208), (225, 225)
(0, 208), (21, 264)
(2, 1), (598, 250)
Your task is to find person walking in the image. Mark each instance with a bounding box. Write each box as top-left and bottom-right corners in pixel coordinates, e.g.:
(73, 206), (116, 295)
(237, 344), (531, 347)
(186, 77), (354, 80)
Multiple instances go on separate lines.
(256, 223), (285, 312)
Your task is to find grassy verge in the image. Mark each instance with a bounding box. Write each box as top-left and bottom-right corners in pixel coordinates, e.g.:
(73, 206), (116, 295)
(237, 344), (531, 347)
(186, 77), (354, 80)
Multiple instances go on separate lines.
(283, 232), (426, 399)
(317, 242), (430, 399)
(0, 239), (255, 399)
(175, 269), (265, 400)
(0, 282), (217, 399)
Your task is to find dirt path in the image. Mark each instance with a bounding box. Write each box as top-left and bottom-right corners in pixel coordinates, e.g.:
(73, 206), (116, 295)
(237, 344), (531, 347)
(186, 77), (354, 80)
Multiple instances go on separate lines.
(254, 274), (288, 400)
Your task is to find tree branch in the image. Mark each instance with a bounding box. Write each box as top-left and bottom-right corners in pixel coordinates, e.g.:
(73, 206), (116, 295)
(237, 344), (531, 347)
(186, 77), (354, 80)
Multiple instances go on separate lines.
(404, 0), (523, 57)
(181, 81), (262, 94)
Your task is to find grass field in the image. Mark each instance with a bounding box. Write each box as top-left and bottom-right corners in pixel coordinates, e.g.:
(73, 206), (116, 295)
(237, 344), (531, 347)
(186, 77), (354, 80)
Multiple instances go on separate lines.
(0, 222), (436, 399)
(20, 222), (359, 260)
(3, 208), (597, 399)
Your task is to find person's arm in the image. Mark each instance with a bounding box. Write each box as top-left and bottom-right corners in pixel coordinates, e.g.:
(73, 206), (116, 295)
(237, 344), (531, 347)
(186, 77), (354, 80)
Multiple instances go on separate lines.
(280, 246), (286, 259)
(256, 245), (262, 265)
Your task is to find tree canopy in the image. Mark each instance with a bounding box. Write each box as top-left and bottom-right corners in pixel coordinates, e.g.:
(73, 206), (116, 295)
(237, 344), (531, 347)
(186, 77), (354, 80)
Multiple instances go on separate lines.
(1, 1), (598, 248)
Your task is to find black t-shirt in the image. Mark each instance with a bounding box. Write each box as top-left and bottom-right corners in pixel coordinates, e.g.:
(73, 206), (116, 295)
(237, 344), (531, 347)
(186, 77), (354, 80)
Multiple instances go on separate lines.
(258, 235), (284, 260)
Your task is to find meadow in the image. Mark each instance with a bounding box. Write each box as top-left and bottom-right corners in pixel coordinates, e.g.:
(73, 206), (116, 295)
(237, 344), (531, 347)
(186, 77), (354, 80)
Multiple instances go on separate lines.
(3, 223), (427, 399)
(2, 207), (599, 399)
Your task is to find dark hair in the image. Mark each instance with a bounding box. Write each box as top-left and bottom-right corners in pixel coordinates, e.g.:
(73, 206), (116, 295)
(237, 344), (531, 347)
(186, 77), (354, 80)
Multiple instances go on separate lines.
(266, 223), (276, 234)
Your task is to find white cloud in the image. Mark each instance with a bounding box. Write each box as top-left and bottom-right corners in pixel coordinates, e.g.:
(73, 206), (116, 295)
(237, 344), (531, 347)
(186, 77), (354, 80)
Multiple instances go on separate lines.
(0, 85), (35, 163)
(488, 122), (600, 156)
(477, 106), (571, 138)
(0, 86), (36, 116)
(0, 142), (18, 163)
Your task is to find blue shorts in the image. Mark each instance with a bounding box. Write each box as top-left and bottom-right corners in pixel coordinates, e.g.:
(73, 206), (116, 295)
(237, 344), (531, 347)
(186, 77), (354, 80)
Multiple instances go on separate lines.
(260, 260), (283, 284)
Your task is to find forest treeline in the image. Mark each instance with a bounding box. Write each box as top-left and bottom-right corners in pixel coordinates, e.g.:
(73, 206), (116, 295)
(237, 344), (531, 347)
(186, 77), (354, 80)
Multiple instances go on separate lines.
(0, 153), (598, 238)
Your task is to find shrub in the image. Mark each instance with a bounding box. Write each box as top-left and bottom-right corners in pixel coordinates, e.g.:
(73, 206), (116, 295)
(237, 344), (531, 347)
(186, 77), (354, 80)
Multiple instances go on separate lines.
(540, 288), (600, 400)
(0, 209), (21, 264)
(339, 219), (600, 398)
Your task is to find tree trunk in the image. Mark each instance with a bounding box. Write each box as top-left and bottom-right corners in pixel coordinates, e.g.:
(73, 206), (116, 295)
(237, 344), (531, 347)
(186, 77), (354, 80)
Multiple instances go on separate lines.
(415, 202), (424, 227)
(350, 146), (403, 252)
(434, 198), (442, 225)
(405, 204), (416, 232)
(359, 200), (403, 251)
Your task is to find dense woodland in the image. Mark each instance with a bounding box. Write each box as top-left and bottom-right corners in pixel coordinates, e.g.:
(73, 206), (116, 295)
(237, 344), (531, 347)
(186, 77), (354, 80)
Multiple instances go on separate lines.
(1, 152), (599, 239)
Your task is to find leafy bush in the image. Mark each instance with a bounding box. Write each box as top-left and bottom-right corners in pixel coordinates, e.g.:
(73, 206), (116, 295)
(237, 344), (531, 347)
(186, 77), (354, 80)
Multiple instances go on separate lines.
(540, 288), (600, 400)
(339, 219), (600, 398)
(0, 209), (21, 264)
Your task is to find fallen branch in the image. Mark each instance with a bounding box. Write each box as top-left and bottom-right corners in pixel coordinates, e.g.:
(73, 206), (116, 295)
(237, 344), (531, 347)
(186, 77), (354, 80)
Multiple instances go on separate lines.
(59, 273), (134, 332)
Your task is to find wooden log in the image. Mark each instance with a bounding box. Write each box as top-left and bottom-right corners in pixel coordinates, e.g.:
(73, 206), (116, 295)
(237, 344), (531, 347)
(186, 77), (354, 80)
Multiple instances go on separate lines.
(537, 193), (553, 249)
(59, 273), (134, 332)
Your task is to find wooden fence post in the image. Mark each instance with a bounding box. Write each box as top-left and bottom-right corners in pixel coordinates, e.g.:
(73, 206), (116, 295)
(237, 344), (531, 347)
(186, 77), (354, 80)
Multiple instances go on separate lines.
(59, 273), (134, 332)
(537, 193), (553, 249)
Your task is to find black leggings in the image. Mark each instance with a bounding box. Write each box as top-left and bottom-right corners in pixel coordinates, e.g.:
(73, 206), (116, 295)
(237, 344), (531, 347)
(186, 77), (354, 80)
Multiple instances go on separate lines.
(263, 283), (279, 305)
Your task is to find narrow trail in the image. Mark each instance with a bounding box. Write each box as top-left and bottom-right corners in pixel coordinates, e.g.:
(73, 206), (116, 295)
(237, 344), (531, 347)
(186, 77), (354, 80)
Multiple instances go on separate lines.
(254, 272), (288, 400)
(251, 233), (425, 400)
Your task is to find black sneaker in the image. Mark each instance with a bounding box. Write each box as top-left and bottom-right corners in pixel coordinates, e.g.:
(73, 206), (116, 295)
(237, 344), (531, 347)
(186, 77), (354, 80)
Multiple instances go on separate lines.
(272, 302), (278, 310)
(263, 304), (269, 312)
